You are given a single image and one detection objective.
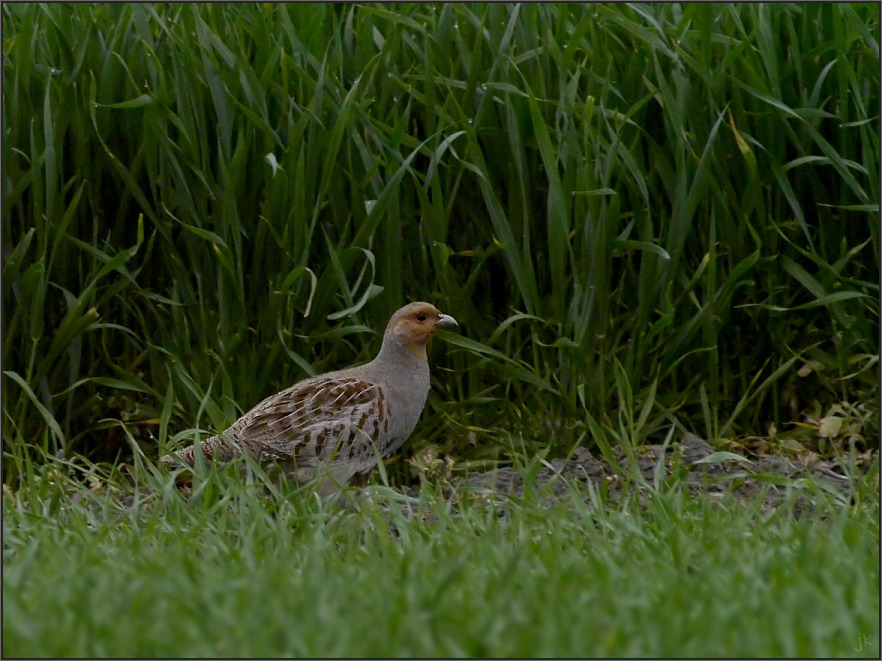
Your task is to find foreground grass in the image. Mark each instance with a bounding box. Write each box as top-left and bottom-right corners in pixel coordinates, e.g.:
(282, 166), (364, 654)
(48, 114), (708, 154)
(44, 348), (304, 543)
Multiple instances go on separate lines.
(3, 460), (879, 658)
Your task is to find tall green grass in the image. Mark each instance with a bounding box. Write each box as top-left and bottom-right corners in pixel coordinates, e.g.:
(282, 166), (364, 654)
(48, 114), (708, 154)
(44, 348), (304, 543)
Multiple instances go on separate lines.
(2, 3), (879, 473)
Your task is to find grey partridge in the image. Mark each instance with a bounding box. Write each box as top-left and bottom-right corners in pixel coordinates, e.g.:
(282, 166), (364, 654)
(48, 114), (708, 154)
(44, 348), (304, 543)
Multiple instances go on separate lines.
(160, 302), (457, 494)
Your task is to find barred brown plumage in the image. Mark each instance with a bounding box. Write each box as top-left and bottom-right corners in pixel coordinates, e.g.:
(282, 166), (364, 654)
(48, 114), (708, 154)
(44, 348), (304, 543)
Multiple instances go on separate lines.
(160, 302), (458, 495)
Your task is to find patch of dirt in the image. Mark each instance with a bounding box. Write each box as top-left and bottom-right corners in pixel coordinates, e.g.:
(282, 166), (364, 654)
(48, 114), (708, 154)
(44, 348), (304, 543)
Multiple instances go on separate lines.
(449, 433), (874, 518)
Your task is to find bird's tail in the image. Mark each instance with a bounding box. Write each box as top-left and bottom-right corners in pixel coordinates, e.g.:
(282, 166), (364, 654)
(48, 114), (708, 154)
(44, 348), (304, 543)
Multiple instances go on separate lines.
(159, 434), (237, 467)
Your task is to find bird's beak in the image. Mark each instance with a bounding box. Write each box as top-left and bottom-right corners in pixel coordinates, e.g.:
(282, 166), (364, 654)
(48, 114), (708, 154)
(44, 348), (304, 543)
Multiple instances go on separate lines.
(436, 313), (458, 328)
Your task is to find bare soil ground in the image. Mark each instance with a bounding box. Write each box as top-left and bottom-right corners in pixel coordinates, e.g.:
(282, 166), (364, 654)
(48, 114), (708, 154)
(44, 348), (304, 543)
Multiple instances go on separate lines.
(450, 433), (872, 517)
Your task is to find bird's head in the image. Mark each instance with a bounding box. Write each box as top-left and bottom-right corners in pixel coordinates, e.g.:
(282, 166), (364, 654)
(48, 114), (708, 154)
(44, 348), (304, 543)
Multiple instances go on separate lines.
(384, 301), (458, 361)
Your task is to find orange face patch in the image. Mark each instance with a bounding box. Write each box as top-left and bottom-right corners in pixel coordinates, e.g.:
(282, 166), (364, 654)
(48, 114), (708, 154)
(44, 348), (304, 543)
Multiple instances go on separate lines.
(386, 303), (457, 359)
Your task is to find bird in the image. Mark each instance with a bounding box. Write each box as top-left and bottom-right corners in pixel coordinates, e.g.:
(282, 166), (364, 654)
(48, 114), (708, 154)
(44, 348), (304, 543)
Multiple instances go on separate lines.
(160, 301), (458, 495)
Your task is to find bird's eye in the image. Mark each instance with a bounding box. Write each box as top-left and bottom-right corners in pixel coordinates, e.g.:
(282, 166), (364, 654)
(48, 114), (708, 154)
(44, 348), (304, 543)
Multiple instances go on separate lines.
(416, 313), (428, 322)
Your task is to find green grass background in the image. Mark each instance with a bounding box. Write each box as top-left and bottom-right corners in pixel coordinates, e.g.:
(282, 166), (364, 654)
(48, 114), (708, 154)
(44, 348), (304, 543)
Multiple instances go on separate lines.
(3, 2), (878, 468)
(1, 3), (880, 657)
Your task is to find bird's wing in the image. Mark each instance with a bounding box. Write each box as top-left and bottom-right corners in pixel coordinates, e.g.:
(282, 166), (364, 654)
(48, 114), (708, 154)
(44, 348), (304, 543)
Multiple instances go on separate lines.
(228, 375), (389, 467)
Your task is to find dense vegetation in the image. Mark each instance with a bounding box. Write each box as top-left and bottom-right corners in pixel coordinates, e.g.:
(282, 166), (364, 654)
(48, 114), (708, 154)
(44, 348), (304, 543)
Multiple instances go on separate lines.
(3, 3), (879, 474)
(2, 4), (879, 658)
